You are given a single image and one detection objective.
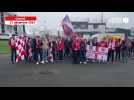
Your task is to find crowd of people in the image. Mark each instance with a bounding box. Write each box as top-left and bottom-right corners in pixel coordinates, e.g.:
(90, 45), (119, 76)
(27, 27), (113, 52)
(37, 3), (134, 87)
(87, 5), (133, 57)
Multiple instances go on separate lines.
(8, 34), (134, 65)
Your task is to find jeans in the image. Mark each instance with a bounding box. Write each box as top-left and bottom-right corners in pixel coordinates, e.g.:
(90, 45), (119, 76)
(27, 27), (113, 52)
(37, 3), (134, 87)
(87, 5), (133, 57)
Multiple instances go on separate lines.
(42, 48), (48, 61)
(72, 50), (80, 64)
(32, 49), (36, 61)
(115, 48), (121, 61)
(107, 49), (112, 62)
(35, 48), (43, 62)
(121, 48), (127, 62)
(11, 48), (16, 63)
(128, 48), (131, 57)
(80, 50), (86, 62)
(58, 50), (64, 60)
(132, 47), (134, 56)
(65, 48), (70, 56)
(52, 50), (56, 60)
(111, 50), (115, 62)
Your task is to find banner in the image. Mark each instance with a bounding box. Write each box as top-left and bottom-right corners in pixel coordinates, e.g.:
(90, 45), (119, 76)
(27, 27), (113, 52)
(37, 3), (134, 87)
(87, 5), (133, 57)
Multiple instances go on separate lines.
(86, 45), (108, 61)
(86, 45), (95, 59)
(96, 47), (108, 61)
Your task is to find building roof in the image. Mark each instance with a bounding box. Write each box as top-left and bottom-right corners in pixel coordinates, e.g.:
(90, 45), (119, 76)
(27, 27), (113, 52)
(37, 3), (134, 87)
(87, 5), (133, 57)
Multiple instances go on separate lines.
(71, 21), (106, 25)
(88, 23), (106, 25)
(71, 22), (88, 24)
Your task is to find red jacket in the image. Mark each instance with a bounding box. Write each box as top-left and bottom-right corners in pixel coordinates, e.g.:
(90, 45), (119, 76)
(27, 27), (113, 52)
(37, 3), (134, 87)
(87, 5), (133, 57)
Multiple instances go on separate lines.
(72, 39), (80, 51)
(35, 37), (42, 48)
(115, 41), (121, 48)
(57, 40), (64, 51)
(8, 37), (16, 49)
(99, 41), (107, 47)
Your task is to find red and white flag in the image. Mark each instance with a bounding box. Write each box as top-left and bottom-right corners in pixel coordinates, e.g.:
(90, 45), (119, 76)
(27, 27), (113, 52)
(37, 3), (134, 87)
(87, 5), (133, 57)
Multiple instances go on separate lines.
(15, 37), (26, 62)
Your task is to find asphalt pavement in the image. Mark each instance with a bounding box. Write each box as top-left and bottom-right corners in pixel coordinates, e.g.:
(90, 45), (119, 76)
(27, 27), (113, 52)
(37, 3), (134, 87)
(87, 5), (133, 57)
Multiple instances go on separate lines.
(0, 54), (134, 87)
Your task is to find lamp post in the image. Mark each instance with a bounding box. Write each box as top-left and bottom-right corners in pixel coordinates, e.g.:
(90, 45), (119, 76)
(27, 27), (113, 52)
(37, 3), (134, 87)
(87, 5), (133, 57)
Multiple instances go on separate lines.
(1, 12), (5, 34)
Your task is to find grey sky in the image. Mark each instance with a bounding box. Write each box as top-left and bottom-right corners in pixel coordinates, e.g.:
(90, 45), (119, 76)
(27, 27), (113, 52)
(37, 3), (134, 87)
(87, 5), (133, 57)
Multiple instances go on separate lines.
(15, 12), (134, 33)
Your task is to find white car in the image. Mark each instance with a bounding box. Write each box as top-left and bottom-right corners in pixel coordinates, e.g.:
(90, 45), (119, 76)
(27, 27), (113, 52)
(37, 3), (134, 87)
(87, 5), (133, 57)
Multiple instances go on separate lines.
(0, 34), (11, 40)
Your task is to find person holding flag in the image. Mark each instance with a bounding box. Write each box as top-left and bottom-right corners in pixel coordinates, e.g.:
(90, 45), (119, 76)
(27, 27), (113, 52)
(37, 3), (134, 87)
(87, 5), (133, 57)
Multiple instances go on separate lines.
(62, 15), (79, 61)
(72, 36), (80, 64)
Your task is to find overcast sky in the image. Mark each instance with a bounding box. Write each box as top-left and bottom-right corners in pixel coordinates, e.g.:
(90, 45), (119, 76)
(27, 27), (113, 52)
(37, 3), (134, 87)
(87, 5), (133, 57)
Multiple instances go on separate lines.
(15, 12), (134, 33)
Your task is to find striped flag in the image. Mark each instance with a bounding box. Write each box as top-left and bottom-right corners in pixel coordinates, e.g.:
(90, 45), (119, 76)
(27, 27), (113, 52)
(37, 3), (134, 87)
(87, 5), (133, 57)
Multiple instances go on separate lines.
(15, 37), (26, 62)
(62, 15), (76, 37)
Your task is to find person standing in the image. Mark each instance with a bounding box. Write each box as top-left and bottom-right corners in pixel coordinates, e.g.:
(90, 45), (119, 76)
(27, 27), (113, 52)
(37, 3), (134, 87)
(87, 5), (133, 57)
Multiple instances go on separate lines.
(121, 40), (127, 63)
(8, 34), (16, 64)
(115, 39), (121, 63)
(35, 36), (43, 65)
(31, 37), (36, 62)
(64, 38), (70, 57)
(57, 37), (65, 60)
(42, 37), (49, 64)
(111, 39), (116, 64)
(48, 38), (54, 63)
(132, 39), (134, 57)
(127, 40), (132, 57)
(107, 38), (112, 63)
(72, 37), (80, 64)
(27, 38), (33, 62)
(80, 39), (87, 64)
(24, 36), (29, 63)
(52, 39), (57, 61)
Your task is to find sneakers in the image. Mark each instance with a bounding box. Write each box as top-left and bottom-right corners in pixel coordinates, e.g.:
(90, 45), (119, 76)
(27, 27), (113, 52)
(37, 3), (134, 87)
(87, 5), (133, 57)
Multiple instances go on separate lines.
(36, 62), (39, 65)
(80, 61), (87, 64)
(83, 62), (87, 64)
(45, 60), (48, 63)
(41, 61), (45, 64)
(92, 60), (95, 62)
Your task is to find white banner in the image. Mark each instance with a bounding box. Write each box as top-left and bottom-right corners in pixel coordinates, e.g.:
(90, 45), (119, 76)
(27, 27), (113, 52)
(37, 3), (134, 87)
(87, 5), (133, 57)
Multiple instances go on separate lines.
(86, 45), (95, 59)
(96, 47), (108, 61)
(86, 45), (108, 61)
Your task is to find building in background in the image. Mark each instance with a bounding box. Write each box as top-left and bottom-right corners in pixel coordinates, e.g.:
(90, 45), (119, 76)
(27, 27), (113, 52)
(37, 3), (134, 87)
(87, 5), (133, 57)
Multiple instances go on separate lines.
(106, 27), (116, 33)
(71, 17), (106, 37)
(88, 22), (106, 34)
(0, 12), (26, 35)
(131, 27), (134, 36)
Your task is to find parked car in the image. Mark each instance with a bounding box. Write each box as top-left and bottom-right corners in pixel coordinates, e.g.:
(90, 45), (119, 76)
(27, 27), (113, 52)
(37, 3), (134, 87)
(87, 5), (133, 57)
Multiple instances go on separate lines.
(0, 33), (11, 40)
